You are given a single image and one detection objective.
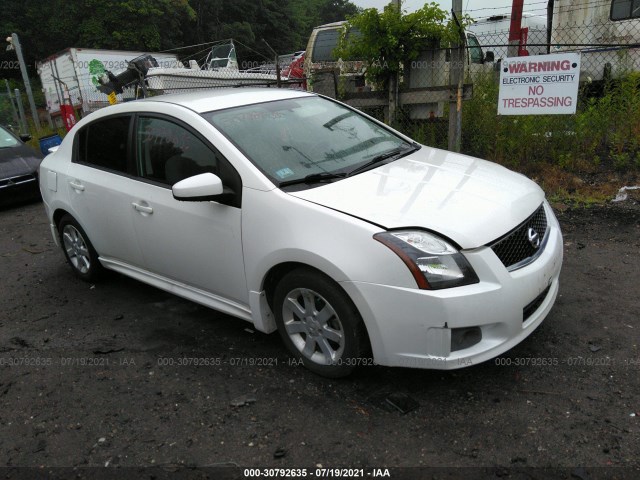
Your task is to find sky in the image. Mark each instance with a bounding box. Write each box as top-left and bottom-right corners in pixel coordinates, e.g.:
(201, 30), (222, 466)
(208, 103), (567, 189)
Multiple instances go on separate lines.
(350, 0), (549, 19)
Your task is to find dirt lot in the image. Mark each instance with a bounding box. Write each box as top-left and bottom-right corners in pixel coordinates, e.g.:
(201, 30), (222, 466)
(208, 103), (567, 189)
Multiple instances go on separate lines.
(0, 199), (638, 479)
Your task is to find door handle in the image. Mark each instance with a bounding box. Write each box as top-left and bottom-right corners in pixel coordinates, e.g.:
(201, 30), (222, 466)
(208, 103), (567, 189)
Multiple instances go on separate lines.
(132, 202), (153, 214)
(69, 181), (85, 192)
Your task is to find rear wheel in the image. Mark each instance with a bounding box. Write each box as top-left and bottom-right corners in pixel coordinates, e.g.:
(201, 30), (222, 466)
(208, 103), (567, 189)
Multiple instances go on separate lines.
(273, 269), (369, 378)
(58, 214), (102, 282)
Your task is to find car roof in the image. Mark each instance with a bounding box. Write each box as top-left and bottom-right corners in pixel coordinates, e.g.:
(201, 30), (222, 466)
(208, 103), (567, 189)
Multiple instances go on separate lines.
(314, 21), (347, 29)
(139, 87), (314, 113)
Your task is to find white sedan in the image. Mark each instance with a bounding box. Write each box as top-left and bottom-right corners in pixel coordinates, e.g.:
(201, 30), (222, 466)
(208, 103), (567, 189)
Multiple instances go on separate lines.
(39, 88), (562, 377)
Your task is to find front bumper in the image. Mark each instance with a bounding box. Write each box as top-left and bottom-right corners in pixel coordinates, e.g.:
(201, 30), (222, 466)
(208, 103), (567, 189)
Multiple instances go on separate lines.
(340, 204), (563, 370)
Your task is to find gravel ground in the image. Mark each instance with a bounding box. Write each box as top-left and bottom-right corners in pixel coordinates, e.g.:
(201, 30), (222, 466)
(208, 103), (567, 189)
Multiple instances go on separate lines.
(0, 199), (638, 479)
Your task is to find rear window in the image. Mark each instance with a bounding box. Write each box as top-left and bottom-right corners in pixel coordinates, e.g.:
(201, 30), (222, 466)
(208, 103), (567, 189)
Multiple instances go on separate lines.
(311, 27), (362, 63)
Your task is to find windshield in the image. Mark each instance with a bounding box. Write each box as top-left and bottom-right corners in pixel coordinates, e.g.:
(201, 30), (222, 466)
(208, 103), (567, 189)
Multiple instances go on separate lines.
(0, 126), (19, 148)
(204, 96), (410, 187)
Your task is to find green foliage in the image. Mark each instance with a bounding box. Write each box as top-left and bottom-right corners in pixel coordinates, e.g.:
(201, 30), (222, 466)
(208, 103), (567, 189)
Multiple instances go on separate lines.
(84, 0), (196, 50)
(461, 72), (640, 173)
(567, 74), (640, 170)
(407, 120), (448, 150)
(0, 0), (360, 77)
(0, 94), (16, 127)
(334, 2), (459, 88)
(0, 0), (196, 65)
(0, 79), (45, 129)
(135, 0), (360, 62)
(0, 0), (360, 110)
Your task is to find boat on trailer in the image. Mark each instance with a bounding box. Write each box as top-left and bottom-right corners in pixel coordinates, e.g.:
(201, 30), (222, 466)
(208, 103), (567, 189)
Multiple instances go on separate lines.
(145, 40), (303, 93)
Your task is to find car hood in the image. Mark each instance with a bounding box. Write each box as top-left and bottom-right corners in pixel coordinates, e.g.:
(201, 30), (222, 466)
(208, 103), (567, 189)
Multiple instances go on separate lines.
(0, 145), (42, 177)
(288, 147), (544, 249)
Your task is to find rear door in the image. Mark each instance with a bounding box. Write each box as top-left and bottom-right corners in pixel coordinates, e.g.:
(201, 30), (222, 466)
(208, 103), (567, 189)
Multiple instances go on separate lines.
(67, 114), (145, 268)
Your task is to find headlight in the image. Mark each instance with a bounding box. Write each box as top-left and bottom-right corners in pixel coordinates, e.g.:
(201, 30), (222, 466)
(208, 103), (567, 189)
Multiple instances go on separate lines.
(374, 230), (479, 290)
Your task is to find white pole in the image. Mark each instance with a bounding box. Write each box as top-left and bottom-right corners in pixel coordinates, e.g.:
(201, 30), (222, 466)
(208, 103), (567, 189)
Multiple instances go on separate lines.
(8, 33), (41, 130)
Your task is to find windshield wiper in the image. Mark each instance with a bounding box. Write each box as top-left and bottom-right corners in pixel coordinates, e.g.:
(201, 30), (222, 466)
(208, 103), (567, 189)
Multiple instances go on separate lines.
(347, 143), (420, 178)
(279, 171), (347, 188)
(278, 142), (420, 187)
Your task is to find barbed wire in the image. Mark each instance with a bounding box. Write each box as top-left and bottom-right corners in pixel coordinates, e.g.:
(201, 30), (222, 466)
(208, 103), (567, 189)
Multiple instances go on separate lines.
(464, 1), (548, 14)
(467, 0), (621, 21)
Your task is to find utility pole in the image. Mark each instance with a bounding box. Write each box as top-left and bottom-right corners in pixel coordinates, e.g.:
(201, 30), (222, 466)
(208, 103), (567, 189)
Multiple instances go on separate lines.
(387, 0), (401, 124)
(14, 89), (28, 136)
(6, 33), (41, 130)
(4, 79), (21, 129)
(448, 0), (464, 153)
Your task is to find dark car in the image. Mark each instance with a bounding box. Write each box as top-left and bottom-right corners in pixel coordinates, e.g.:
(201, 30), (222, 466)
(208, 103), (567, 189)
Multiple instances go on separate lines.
(0, 125), (43, 206)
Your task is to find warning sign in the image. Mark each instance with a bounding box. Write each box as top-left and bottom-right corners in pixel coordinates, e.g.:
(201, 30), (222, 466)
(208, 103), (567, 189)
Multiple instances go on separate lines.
(498, 53), (581, 115)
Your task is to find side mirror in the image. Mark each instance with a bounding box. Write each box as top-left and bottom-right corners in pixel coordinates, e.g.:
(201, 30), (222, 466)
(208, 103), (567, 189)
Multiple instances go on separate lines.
(484, 51), (495, 63)
(172, 172), (225, 201)
(20, 134), (32, 142)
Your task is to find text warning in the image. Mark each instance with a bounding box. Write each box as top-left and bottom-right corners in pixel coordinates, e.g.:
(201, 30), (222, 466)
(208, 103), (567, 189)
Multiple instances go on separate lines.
(498, 52), (581, 115)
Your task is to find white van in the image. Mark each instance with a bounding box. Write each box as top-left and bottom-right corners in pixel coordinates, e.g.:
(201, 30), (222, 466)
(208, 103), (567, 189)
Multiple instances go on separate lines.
(304, 21), (493, 96)
(549, 0), (640, 81)
(468, 14), (548, 62)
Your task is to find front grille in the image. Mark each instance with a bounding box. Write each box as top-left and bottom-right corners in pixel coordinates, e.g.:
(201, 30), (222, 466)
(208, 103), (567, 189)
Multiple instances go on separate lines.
(0, 174), (36, 189)
(489, 204), (548, 271)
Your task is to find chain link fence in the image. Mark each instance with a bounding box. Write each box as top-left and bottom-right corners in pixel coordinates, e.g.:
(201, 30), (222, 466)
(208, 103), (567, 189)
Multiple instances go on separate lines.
(40, 41), (305, 129)
(346, 16), (640, 172)
(0, 92), (16, 127)
(462, 17), (639, 171)
(33, 14), (640, 173)
(0, 91), (26, 133)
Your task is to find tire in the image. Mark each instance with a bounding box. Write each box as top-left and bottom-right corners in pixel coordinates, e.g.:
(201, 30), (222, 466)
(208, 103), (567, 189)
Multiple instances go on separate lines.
(273, 268), (369, 378)
(58, 214), (102, 282)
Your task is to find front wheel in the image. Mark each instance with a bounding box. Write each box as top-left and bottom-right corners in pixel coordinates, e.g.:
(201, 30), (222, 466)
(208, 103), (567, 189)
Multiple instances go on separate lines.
(58, 214), (102, 282)
(273, 269), (369, 378)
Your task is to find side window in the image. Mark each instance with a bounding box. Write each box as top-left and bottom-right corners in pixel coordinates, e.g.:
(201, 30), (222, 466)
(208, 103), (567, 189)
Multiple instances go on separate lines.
(77, 115), (131, 173)
(467, 34), (484, 64)
(611, 0), (640, 20)
(135, 116), (242, 206)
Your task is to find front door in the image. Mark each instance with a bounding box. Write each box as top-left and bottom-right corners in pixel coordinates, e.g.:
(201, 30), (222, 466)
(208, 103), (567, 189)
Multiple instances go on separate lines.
(128, 115), (247, 306)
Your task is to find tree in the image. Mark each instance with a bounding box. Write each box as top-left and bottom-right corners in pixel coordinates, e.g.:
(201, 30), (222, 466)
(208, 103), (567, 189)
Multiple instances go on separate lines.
(0, 0), (196, 68)
(182, 0), (359, 64)
(0, 0), (361, 104)
(291, 0), (360, 37)
(318, 0), (360, 25)
(335, 1), (460, 88)
(184, 0), (304, 63)
(0, 0), (360, 68)
(75, 0), (197, 51)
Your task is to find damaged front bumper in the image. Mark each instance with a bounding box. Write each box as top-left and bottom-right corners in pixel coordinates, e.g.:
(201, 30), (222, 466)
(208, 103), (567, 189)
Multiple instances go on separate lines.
(340, 209), (563, 370)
